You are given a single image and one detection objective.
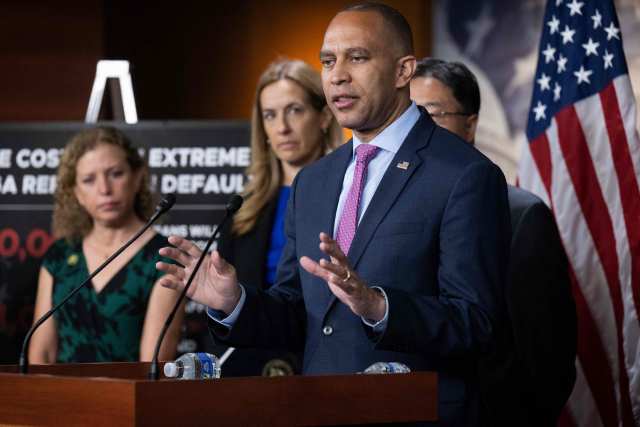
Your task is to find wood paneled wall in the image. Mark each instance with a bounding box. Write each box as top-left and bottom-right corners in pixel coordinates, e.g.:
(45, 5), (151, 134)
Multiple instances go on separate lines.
(0, 0), (431, 121)
(0, 0), (104, 121)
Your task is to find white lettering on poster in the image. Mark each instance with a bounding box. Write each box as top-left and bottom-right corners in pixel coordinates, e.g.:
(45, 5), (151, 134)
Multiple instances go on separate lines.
(161, 174), (244, 194)
(0, 149), (11, 168)
(153, 224), (189, 238)
(203, 174), (220, 193)
(22, 175), (57, 194)
(188, 224), (216, 238)
(16, 148), (63, 169)
(0, 175), (18, 194)
(152, 224), (218, 253)
(148, 147), (250, 168)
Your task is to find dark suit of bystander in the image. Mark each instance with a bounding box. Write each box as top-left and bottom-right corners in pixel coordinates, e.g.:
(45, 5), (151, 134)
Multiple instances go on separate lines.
(479, 185), (577, 427)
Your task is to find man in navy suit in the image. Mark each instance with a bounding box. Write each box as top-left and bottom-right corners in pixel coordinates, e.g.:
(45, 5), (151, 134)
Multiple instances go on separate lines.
(157, 3), (511, 425)
(410, 58), (577, 426)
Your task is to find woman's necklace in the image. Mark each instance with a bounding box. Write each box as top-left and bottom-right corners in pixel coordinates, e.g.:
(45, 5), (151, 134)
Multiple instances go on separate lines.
(88, 232), (137, 261)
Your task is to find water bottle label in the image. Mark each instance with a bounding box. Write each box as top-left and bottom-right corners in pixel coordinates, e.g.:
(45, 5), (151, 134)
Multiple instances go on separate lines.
(196, 353), (214, 378)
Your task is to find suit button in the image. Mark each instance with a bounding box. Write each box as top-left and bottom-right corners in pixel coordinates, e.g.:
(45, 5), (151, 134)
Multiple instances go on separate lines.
(322, 326), (334, 336)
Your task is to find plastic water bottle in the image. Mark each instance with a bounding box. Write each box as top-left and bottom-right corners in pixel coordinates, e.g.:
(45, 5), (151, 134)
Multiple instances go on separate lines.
(363, 362), (410, 374)
(164, 353), (221, 380)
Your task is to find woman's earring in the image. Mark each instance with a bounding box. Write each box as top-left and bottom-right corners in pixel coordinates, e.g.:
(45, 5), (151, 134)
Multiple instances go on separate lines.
(266, 138), (271, 144)
(322, 128), (328, 134)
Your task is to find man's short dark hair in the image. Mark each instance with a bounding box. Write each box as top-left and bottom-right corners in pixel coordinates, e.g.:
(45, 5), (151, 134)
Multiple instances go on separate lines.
(338, 2), (414, 56)
(414, 58), (480, 115)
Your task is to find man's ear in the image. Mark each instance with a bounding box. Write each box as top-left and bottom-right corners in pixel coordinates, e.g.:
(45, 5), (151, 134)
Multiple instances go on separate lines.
(465, 114), (479, 143)
(396, 55), (417, 89)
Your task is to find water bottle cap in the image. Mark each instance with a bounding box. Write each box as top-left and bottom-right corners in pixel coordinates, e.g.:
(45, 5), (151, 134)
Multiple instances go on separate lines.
(164, 362), (178, 378)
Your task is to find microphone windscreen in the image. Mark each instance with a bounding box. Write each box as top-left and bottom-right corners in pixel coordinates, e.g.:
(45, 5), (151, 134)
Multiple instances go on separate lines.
(225, 195), (244, 216)
(156, 194), (177, 214)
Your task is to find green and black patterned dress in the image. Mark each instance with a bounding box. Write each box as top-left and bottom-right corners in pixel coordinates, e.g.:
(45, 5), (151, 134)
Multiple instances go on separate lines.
(41, 234), (173, 363)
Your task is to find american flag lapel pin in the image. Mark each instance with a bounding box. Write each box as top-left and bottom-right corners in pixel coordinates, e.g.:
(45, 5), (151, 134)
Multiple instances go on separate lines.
(397, 161), (409, 170)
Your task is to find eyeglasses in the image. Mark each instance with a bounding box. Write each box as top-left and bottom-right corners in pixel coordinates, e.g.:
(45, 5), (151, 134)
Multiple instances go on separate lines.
(427, 110), (472, 125)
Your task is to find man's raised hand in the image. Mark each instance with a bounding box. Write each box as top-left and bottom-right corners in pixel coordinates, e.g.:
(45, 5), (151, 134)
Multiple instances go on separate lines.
(300, 232), (386, 321)
(156, 236), (242, 316)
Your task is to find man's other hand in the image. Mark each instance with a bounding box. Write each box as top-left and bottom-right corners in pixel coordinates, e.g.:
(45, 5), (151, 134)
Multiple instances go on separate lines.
(156, 236), (242, 316)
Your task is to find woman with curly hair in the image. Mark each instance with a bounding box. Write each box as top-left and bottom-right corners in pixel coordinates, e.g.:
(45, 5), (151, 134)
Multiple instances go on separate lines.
(212, 59), (344, 376)
(30, 127), (184, 364)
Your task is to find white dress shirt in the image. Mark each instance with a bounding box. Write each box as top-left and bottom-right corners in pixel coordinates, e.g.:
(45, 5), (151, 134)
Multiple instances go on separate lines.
(208, 102), (422, 332)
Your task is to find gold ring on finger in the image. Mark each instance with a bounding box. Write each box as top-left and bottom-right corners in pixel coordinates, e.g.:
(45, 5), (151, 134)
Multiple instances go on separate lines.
(343, 270), (351, 282)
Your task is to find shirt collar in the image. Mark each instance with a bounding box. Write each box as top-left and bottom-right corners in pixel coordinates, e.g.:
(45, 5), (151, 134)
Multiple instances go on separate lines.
(351, 101), (421, 157)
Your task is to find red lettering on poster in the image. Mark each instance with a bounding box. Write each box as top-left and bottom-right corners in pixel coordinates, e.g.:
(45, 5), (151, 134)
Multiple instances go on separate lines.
(0, 228), (19, 257)
(26, 229), (55, 258)
(0, 228), (55, 261)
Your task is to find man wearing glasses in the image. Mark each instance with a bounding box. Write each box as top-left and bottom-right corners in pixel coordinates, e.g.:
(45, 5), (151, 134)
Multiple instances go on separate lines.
(410, 59), (478, 144)
(410, 58), (577, 427)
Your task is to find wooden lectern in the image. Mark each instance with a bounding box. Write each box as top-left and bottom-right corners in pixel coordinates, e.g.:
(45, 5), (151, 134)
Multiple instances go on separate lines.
(0, 363), (437, 426)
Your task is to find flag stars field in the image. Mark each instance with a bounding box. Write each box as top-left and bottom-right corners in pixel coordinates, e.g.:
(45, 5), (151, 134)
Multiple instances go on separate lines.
(603, 50), (614, 69)
(604, 22), (620, 40)
(561, 25), (576, 44)
(548, 15), (561, 34)
(566, 0), (585, 16)
(533, 101), (547, 121)
(557, 54), (568, 73)
(574, 65), (593, 84)
(591, 9), (602, 29)
(538, 73), (552, 91)
(543, 44), (557, 63)
(554, 82), (562, 101)
(530, 0), (625, 125)
(582, 38), (600, 56)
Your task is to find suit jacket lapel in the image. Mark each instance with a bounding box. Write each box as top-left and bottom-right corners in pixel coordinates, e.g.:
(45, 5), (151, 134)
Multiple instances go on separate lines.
(346, 147), (423, 269)
(324, 110), (436, 314)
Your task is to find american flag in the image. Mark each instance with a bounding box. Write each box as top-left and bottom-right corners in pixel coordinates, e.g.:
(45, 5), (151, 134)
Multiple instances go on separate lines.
(518, 0), (640, 425)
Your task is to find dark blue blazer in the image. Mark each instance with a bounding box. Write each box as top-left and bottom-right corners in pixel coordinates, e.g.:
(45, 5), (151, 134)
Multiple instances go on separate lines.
(209, 110), (511, 426)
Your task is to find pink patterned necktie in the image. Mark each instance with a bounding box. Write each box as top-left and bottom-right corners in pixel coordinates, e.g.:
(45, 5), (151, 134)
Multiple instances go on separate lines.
(336, 143), (381, 254)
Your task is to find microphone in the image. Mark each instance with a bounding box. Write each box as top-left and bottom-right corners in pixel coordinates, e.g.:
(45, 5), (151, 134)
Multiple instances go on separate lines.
(225, 194), (243, 217)
(18, 194), (177, 374)
(148, 194), (244, 380)
(156, 193), (176, 216)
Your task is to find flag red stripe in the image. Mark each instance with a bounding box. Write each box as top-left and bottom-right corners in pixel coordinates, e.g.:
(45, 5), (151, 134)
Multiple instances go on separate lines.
(568, 264), (619, 427)
(600, 82), (640, 329)
(528, 133), (553, 201)
(555, 106), (635, 426)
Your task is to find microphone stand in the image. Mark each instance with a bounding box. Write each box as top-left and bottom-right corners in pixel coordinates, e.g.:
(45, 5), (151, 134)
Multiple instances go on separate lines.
(19, 194), (175, 374)
(149, 196), (242, 380)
